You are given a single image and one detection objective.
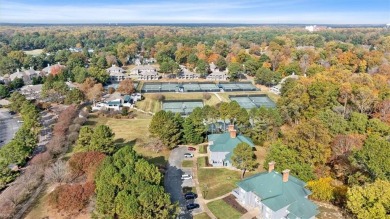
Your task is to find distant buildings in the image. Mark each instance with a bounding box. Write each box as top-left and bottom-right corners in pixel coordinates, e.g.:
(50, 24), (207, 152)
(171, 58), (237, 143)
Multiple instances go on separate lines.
(206, 62), (229, 81)
(130, 65), (159, 80)
(106, 65), (126, 82)
(177, 65), (200, 80)
(305, 25), (329, 32)
(7, 67), (40, 84)
(41, 63), (66, 76)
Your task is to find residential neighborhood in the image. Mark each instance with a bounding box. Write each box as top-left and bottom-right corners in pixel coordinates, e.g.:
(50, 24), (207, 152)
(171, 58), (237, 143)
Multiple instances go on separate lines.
(0, 4), (389, 219)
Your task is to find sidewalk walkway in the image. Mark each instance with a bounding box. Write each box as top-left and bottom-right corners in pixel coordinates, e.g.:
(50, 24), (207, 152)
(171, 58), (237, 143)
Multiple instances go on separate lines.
(213, 92), (223, 102)
(204, 193), (231, 204)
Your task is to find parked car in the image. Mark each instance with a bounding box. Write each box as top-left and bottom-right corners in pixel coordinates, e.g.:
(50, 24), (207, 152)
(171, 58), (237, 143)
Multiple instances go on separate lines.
(184, 192), (198, 200)
(184, 153), (194, 158)
(188, 147), (196, 151)
(186, 203), (200, 210)
(181, 174), (192, 180)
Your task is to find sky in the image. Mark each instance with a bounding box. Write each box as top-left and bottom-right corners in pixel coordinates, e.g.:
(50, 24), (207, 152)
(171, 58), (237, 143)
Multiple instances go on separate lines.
(0, 0), (389, 24)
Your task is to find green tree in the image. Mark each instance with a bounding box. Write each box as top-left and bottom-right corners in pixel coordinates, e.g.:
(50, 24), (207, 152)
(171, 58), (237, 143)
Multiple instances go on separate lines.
(73, 66), (88, 83)
(88, 66), (109, 83)
(183, 108), (206, 144)
(349, 112), (368, 134)
(231, 142), (257, 178)
(65, 89), (84, 104)
(255, 67), (281, 86)
(244, 59), (260, 76)
(316, 110), (348, 136)
(149, 111), (182, 149)
(76, 126), (94, 148)
(354, 134), (390, 180)
(195, 59), (209, 76)
(89, 125), (115, 154)
(0, 84), (10, 98)
(347, 180), (390, 219)
(264, 142), (315, 182)
(215, 56), (227, 71)
(228, 62), (242, 80)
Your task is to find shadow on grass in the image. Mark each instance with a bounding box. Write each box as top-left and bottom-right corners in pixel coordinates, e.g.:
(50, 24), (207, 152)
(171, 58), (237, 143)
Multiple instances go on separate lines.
(146, 156), (167, 166)
(84, 120), (97, 126)
(115, 139), (137, 148)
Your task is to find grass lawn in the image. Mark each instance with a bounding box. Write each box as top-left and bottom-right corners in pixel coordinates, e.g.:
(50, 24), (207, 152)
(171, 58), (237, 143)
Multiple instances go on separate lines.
(199, 145), (207, 154)
(254, 146), (267, 171)
(193, 212), (212, 219)
(182, 160), (193, 168)
(197, 156), (207, 168)
(84, 113), (169, 166)
(207, 199), (243, 219)
(198, 168), (243, 200)
(23, 49), (44, 56)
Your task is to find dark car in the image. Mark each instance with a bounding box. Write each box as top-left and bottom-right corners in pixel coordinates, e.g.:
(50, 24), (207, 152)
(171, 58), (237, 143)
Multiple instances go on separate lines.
(9, 111), (16, 115)
(186, 203), (200, 210)
(184, 192), (198, 200)
(188, 147), (196, 151)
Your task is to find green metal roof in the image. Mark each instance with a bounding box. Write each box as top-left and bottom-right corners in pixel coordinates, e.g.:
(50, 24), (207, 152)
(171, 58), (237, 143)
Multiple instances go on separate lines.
(208, 133), (254, 153)
(237, 171), (317, 218)
(287, 198), (319, 219)
(208, 132), (254, 163)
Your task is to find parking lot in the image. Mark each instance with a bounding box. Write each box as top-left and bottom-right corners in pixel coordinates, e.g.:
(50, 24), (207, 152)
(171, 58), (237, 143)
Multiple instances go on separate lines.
(0, 109), (22, 148)
(164, 146), (202, 218)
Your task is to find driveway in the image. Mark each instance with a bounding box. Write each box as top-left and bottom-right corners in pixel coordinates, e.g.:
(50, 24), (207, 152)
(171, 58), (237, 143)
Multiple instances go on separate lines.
(0, 108), (21, 148)
(164, 146), (201, 218)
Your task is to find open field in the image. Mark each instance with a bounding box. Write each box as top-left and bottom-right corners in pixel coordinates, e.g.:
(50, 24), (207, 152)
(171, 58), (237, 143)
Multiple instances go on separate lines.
(198, 168), (243, 200)
(207, 199), (243, 219)
(23, 49), (44, 56)
(84, 112), (169, 166)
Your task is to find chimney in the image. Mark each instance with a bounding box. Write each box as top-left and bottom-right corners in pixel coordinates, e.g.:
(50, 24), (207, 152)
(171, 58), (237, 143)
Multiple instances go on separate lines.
(268, 161), (275, 173)
(282, 169), (290, 182)
(230, 129), (236, 138)
(228, 124), (235, 132)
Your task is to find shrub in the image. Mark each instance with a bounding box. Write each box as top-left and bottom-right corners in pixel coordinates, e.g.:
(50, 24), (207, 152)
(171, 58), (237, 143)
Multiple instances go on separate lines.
(68, 151), (106, 181)
(73, 117), (87, 125)
(121, 107), (129, 116)
(307, 177), (335, 202)
(151, 94), (165, 101)
(69, 124), (81, 133)
(108, 87), (115, 94)
(30, 152), (52, 166)
(203, 92), (212, 100)
(48, 182), (95, 213)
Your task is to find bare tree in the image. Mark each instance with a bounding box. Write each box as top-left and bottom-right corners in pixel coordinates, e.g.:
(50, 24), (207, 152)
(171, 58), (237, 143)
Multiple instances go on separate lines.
(45, 160), (69, 183)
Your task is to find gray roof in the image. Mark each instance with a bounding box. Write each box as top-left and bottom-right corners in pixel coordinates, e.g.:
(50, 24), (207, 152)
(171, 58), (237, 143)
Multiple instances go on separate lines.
(132, 65), (156, 71)
(106, 65), (125, 73)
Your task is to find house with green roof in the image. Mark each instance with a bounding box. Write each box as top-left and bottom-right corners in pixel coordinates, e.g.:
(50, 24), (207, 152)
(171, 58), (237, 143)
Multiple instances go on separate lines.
(208, 125), (255, 167)
(232, 162), (319, 219)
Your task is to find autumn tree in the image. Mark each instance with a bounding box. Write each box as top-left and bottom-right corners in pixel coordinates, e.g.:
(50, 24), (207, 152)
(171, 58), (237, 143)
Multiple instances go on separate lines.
(149, 111), (183, 149)
(116, 78), (135, 95)
(284, 118), (332, 167)
(347, 180), (390, 219)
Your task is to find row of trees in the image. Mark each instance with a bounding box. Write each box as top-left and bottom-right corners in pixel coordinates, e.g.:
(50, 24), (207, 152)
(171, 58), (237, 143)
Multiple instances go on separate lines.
(0, 92), (39, 189)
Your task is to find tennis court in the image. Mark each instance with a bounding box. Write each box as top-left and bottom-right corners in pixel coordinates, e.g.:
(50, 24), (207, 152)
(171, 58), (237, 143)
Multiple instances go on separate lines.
(182, 83), (220, 92)
(229, 94), (276, 109)
(141, 82), (180, 93)
(105, 82), (139, 90)
(162, 100), (204, 115)
(219, 82), (258, 92)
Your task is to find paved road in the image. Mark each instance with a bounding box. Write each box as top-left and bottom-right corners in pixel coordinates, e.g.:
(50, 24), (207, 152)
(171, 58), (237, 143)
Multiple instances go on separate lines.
(164, 146), (201, 218)
(0, 109), (21, 148)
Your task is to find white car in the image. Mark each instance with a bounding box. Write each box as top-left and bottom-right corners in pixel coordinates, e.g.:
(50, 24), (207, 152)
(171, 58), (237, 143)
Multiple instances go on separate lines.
(181, 174), (192, 180)
(184, 153), (194, 158)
